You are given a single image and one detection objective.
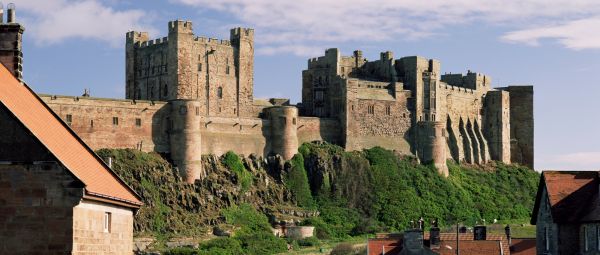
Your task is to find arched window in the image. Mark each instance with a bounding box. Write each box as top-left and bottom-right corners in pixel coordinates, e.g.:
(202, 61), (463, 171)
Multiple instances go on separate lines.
(217, 86), (223, 99)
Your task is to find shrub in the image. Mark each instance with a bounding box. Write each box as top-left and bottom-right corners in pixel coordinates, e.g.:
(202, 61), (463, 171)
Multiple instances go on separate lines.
(222, 204), (287, 254)
(297, 236), (321, 247)
(197, 237), (243, 255)
(163, 247), (198, 255)
(285, 154), (315, 208)
(223, 151), (253, 193)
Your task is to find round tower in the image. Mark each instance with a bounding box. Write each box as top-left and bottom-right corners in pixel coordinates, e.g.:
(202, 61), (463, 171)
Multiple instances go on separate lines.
(417, 121), (448, 176)
(268, 106), (299, 160)
(169, 99), (202, 183)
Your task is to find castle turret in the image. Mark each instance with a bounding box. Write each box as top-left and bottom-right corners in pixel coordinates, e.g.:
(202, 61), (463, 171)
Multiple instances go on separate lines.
(231, 27), (254, 117)
(0, 3), (24, 81)
(168, 20), (195, 100)
(125, 31), (149, 99)
(417, 121), (448, 176)
(268, 106), (299, 160)
(169, 100), (203, 183)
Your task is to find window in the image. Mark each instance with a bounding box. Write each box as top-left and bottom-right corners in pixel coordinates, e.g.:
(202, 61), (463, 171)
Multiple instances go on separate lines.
(135, 118), (142, 127)
(597, 226), (600, 251)
(315, 91), (324, 101)
(544, 227), (550, 251)
(90, 120), (94, 128)
(66, 114), (72, 125)
(198, 63), (202, 72)
(104, 212), (111, 233)
(368, 105), (374, 115)
(112, 117), (119, 126)
(163, 84), (168, 97)
(195, 107), (200, 116)
(385, 106), (391, 115)
(293, 118), (296, 125)
(226, 66), (230, 75)
(217, 87), (223, 99)
(584, 226), (589, 251)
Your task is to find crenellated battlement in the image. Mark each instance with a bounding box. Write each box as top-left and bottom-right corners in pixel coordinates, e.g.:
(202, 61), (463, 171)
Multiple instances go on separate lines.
(194, 36), (231, 46)
(136, 37), (169, 48)
(168, 20), (193, 34)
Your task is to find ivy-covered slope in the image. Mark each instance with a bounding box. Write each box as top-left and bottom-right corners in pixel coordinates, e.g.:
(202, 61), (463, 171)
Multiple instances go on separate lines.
(97, 142), (539, 241)
(299, 142), (539, 237)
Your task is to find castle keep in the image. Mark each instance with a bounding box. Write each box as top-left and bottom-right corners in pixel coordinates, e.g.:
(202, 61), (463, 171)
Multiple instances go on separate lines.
(1, 19), (533, 181)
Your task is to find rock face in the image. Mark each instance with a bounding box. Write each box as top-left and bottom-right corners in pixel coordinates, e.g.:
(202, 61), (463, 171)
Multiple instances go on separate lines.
(96, 149), (295, 237)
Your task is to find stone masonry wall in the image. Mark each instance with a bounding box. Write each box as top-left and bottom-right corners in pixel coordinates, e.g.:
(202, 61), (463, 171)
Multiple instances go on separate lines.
(39, 95), (170, 153)
(72, 200), (134, 255)
(0, 163), (82, 254)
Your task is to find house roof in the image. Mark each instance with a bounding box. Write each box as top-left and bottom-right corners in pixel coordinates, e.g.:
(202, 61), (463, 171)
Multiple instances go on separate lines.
(510, 238), (536, 255)
(0, 65), (142, 208)
(437, 240), (502, 255)
(532, 171), (600, 224)
(424, 232), (509, 254)
(370, 232), (509, 255)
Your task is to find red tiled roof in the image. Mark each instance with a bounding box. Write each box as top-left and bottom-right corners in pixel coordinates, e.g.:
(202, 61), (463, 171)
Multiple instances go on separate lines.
(367, 238), (402, 255)
(424, 232), (510, 254)
(437, 240), (502, 255)
(372, 232), (509, 255)
(532, 171), (600, 224)
(511, 238), (536, 255)
(0, 65), (142, 207)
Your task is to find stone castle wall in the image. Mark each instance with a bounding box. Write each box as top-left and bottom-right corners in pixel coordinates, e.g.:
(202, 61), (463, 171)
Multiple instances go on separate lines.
(5, 19), (532, 182)
(39, 95), (171, 153)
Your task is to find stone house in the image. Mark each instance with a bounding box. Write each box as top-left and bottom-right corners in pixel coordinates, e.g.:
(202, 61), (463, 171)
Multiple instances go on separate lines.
(532, 171), (600, 255)
(0, 63), (143, 253)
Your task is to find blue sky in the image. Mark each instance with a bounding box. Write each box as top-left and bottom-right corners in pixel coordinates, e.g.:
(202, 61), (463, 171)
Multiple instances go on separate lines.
(13, 0), (600, 170)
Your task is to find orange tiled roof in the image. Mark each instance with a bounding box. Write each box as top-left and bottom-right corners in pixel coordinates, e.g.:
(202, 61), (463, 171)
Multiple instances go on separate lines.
(511, 238), (536, 255)
(532, 171), (600, 224)
(0, 65), (142, 207)
(437, 240), (502, 255)
(424, 232), (510, 254)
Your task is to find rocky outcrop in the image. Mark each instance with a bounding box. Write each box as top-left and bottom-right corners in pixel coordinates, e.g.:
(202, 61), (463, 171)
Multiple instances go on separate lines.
(96, 149), (297, 237)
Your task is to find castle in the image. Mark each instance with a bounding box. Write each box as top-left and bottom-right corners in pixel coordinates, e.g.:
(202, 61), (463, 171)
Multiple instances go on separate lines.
(1, 17), (533, 182)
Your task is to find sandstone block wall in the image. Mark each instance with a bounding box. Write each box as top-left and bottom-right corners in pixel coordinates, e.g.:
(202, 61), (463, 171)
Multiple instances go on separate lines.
(0, 163), (81, 254)
(503, 86), (534, 169)
(39, 95), (170, 153)
(128, 21), (254, 118)
(72, 200), (134, 255)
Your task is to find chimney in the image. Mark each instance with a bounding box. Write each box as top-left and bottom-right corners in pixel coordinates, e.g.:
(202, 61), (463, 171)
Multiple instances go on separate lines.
(403, 229), (425, 252)
(474, 225), (487, 240)
(429, 220), (440, 248)
(6, 3), (14, 23)
(505, 225), (512, 247)
(0, 3), (24, 81)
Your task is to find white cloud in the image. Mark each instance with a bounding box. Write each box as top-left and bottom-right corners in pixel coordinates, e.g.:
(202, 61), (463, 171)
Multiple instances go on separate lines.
(538, 152), (600, 170)
(174, 0), (600, 55)
(501, 17), (600, 50)
(14, 0), (157, 47)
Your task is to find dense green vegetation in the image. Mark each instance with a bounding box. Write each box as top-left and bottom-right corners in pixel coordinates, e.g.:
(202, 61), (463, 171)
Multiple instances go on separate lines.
(100, 143), (539, 254)
(223, 151), (253, 193)
(284, 154), (315, 208)
(164, 204), (287, 255)
(298, 142), (539, 239)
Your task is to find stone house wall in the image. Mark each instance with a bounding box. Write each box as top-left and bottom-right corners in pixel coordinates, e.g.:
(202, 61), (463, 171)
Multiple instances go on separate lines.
(72, 200), (134, 254)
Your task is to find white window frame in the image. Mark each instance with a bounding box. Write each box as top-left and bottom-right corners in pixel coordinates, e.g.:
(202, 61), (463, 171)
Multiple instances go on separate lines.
(104, 212), (112, 233)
